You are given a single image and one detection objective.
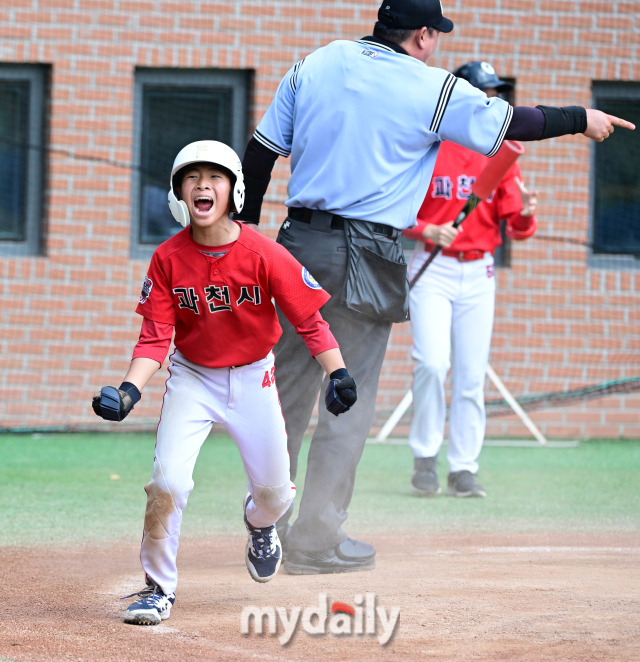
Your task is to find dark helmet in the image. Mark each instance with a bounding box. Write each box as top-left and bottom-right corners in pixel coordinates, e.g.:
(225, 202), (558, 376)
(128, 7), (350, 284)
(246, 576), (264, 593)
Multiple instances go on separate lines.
(452, 61), (513, 92)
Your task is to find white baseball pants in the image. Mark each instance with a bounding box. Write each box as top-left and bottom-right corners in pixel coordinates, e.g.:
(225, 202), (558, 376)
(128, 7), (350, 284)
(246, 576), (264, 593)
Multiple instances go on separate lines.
(408, 250), (496, 474)
(140, 349), (295, 595)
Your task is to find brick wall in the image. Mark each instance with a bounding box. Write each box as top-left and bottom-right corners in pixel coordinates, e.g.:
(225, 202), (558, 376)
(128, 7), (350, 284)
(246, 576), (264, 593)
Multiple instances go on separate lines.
(1, 1), (638, 438)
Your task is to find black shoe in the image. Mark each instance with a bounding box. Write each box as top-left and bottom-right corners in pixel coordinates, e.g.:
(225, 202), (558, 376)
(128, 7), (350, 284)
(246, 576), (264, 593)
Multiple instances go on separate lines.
(446, 470), (486, 498)
(283, 538), (376, 575)
(411, 456), (441, 496)
(243, 494), (282, 583)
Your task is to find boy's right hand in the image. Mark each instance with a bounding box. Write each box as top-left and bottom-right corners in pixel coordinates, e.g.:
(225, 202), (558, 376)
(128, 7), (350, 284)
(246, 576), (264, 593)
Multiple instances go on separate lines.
(92, 386), (136, 421)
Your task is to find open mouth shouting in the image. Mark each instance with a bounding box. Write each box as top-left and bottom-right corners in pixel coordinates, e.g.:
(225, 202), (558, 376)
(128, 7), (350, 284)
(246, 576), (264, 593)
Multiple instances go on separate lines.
(193, 195), (214, 215)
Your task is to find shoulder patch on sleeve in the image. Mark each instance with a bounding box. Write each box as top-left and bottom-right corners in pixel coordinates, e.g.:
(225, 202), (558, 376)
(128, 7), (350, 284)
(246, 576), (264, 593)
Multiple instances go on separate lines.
(302, 267), (322, 290)
(139, 275), (153, 304)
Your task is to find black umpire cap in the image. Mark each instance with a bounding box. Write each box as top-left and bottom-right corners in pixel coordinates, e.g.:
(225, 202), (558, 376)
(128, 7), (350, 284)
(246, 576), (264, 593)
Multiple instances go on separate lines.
(378, 0), (454, 32)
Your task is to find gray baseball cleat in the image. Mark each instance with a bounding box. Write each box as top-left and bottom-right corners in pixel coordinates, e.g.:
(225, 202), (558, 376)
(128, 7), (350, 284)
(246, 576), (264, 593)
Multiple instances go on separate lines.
(411, 456), (441, 496)
(446, 470), (487, 498)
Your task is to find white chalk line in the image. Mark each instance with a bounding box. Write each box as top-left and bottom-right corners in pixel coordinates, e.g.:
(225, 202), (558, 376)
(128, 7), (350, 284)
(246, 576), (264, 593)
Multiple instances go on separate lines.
(421, 546), (640, 555)
(476, 546), (640, 554)
(367, 437), (580, 448)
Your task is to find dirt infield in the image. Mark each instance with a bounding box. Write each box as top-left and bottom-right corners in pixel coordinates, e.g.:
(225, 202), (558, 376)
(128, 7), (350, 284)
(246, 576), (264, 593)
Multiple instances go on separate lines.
(2, 533), (639, 662)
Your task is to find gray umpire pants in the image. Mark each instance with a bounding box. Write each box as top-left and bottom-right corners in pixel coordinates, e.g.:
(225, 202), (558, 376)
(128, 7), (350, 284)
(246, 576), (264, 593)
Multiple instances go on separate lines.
(274, 212), (393, 553)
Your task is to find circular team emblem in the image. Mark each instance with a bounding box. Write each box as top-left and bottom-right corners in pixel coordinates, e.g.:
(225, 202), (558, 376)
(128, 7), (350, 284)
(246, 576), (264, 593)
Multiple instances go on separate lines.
(301, 267), (322, 290)
(139, 275), (153, 304)
(481, 61), (497, 76)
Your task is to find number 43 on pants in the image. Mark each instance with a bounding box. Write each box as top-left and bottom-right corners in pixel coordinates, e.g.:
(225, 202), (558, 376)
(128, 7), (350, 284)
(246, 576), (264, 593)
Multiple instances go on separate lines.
(262, 367), (276, 388)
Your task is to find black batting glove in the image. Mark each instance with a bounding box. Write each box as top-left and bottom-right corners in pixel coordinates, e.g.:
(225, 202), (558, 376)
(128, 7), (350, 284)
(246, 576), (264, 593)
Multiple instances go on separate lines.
(325, 368), (357, 416)
(92, 382), (141, 422)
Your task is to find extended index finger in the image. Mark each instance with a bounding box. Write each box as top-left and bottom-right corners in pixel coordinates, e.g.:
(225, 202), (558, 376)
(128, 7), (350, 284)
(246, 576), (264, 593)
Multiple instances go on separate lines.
(609, 114), (636, 131)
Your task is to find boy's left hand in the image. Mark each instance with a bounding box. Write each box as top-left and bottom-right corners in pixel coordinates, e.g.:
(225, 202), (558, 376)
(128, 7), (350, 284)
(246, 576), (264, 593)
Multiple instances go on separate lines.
(325, 369), (357, 416)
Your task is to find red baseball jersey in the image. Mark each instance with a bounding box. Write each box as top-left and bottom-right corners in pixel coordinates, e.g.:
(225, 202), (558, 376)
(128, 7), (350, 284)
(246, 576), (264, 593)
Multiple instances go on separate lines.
(403, 141), (536, 251)
(136, 223), (330, 368)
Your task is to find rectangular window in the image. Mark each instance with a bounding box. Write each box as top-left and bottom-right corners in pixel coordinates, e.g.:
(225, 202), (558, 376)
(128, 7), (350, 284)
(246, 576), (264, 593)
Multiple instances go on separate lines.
(590, 82), (640, 267)
(0, 65), (47, 256)
(131, 68), (250, 258)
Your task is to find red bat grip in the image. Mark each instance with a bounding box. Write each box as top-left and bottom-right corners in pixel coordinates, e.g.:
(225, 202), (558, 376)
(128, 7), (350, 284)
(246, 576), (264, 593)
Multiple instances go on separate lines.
(471, 140), (525, 200)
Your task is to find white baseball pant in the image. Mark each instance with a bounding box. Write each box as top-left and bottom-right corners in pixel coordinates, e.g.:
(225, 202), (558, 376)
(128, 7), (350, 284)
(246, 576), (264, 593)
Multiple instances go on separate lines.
(140, 349), (295, 595)
(408, 249), (496, 474)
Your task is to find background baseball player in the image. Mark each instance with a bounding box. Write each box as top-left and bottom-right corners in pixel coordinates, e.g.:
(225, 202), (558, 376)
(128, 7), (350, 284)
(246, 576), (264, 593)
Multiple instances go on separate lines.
(404, 61), (538, 498)
(91, 140), (357, 625)
(236, 0), (634, 575)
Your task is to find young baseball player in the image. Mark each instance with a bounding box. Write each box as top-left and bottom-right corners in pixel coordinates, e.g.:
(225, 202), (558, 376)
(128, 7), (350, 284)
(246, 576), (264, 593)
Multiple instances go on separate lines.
(404, 62), (537, 499)
(91, 140), (357, 626)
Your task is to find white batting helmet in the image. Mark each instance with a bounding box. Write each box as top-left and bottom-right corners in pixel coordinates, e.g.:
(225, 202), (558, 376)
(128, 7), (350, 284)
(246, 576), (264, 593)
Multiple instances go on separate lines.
(167, 140), (245, 227)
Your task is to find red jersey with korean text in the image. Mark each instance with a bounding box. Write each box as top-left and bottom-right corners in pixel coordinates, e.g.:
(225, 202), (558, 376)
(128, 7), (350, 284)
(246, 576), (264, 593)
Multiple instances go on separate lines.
(136, 223), (330, 368)
(403, 141), (536, 251)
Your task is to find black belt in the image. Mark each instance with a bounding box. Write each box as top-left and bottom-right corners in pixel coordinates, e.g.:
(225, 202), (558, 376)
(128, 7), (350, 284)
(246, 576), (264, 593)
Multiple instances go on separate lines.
(287, 207), (394, 238)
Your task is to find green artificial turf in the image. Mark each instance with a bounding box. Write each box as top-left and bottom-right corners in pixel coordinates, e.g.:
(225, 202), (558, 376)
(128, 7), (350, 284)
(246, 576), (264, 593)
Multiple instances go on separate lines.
(350, 438), (640, 536)
(0, 433), (638, 547)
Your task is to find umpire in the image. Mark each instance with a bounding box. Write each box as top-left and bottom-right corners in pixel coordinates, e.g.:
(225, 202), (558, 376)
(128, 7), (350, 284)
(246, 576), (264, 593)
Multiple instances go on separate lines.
(236, 0), (634, 574)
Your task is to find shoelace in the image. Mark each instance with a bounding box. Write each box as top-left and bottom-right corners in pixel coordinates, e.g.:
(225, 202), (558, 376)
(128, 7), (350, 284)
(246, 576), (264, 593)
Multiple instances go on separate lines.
(121, 584), (162, 601)
(250, 527), (277, 559)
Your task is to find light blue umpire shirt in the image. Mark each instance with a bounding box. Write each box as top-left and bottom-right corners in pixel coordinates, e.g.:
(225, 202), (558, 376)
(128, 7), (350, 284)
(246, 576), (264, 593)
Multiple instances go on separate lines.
(253, 37), (513, 231)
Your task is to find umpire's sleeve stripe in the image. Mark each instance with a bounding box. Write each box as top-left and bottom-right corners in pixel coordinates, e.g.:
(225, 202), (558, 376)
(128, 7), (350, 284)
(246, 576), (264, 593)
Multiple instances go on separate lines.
(429, 73), (457, 134)
(289, 58), (305, 94)
(253, 130), (290, 157)
(486, 105), (513, 158)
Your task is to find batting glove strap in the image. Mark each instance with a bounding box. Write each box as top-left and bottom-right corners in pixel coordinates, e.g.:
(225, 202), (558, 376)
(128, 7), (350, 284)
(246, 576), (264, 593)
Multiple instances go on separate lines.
(92, 385), (137, 422)
(325, 371), (357, 417)
(119, 381), (142, 405)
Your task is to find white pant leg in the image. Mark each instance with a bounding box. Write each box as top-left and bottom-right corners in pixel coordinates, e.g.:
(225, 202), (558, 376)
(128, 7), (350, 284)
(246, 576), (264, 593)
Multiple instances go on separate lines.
(408, 250), (457, 459)
(140, 350), (217, 595)
(448, 256), (496, 473)
(225, 353), (295, 529)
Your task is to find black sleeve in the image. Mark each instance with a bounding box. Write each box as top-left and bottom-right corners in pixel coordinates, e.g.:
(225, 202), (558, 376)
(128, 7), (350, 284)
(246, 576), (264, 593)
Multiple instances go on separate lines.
(535, 105), (588, 138)
(505, 105), (587, 141)
(505, 106), (546, 141)
(234, 137), (280, 225)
